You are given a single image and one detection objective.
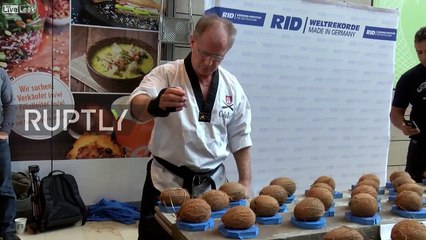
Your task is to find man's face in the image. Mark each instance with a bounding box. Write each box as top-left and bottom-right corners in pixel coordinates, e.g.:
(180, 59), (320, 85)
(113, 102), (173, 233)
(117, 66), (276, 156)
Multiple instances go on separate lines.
(415, 40), (426, 67)
(190, 27), (229, 78)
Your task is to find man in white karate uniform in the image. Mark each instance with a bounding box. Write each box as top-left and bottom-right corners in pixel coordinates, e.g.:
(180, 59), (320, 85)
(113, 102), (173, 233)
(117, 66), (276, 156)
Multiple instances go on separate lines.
(130, 14), (252, 239)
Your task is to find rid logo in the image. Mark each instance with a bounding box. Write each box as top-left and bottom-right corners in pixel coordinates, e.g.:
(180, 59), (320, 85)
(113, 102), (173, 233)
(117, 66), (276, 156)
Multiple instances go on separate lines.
(222, 12), (235, 19)
(366, 30), (376, 35)
(270, 14), (303, 31)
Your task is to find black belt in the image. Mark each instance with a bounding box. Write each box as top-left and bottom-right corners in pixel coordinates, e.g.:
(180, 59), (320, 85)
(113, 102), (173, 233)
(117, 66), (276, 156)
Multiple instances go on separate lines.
(154, 156), (220, 195)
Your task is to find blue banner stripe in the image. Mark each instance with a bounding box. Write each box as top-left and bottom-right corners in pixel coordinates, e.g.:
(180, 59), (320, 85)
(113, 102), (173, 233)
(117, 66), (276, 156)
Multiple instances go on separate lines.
(205, 7), (266, 27)
(363, 26), (397, 41)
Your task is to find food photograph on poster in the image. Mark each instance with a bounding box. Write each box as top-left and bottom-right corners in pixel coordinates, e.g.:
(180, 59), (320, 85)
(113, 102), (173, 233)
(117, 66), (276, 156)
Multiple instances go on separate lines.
(70, 25), (157, 93)
(71, 0), (162, 30)
(0, 0), (70, 83)
(66, 93), (154, 159)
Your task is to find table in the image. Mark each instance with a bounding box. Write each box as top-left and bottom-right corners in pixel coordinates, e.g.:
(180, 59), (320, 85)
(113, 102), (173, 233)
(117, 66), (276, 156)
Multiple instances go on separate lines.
(154, 189), (426, 240)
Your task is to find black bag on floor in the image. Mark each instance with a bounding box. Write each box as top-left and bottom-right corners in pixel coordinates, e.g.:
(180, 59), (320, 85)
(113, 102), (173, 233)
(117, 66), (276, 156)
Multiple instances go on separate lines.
(37, 170), (87, 231)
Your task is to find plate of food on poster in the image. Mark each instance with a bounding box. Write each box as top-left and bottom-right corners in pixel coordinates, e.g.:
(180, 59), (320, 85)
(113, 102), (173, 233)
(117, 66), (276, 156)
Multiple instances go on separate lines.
(85, 36), (156, 92)
(45, 0), (71, 26)
(72, 0), (161, 30)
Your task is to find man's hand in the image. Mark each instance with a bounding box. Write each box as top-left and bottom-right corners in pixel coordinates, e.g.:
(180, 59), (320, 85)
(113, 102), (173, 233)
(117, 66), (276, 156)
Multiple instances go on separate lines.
(401, 124), (420, 137)
(0, 131), (9, 140)
(158, 87), (187, 112)
(145, 87), (187, 118)
(239, 183), (251, 199)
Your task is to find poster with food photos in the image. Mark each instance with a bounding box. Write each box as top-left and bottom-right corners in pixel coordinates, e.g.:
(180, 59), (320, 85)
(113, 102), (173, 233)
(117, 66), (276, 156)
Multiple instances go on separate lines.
(0, 0), (159, 160)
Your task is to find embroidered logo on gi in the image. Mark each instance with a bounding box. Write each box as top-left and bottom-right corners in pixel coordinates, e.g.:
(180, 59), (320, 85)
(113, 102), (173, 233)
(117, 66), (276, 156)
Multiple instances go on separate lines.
(418, 81), (426, 93)
(222, 96), (234, 111)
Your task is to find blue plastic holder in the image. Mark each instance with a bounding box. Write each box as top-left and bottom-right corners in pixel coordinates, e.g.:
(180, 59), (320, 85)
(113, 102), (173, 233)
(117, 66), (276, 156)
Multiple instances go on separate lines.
(256, 214), (282, 225)
(211, 209), (227, 219)
(333, 191), (343, 199)
(228, 199), (247, 208)
(324, 207), (335, 217)
(176, 218), (215, 231)
(344, 212), (381, 225)
(290, 216), (326, 229)
(388, 189), (396, 196)
(157, 201), (180, 213)
(278, 204), (287, 213)
(386, 182), (393, 189)
(391, 206), (426, 218)
(218, 224), (259, 239)
(285, 195), (296, 204)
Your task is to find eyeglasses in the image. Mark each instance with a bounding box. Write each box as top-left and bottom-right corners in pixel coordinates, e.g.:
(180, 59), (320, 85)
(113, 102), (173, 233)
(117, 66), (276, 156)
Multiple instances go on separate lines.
(196, 45), (225, 62)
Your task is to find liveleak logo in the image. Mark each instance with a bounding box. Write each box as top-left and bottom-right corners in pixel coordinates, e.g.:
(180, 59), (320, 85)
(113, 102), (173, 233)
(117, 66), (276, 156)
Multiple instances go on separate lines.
(1, 4), (36, 14)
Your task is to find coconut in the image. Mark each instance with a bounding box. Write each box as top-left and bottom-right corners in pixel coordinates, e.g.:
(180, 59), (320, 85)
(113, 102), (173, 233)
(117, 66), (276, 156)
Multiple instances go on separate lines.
(219, 182), (246, 202)
(270, 177), (296, 196)
(159, 188), (190, 206)
(313, 176), (336, 191)
(395, 190), (423, 211)
(323, 226), (364, 240)
(221, 206), (256, 230)
(176, 198), (211, 223)
(391, 219), (426, 240)
(259, 185), (288, 205)
(201, 189), (230, 211)
(390, 171), (411, 183)
(393, 177), (416, 192)
(305, 187), (333, 210)
(351, 185), (378, 199)
(358, 173), (380, 186)
(397, 183), (423, 196)
(294, 197), (325, 222)
(356, 179), (379, 192)
(250, 195), (279, 217)
(310, 182), (334, 194)
(349, 193), (377, 217)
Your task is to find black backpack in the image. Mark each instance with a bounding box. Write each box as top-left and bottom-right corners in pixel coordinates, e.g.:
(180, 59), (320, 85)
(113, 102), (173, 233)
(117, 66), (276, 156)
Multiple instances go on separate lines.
(37, 170), (87, 231)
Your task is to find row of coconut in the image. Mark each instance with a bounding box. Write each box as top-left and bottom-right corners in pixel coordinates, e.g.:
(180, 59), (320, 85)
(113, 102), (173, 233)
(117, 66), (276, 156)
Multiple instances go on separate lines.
(159, 171), (426, 236)
(388, 171), (424, 212)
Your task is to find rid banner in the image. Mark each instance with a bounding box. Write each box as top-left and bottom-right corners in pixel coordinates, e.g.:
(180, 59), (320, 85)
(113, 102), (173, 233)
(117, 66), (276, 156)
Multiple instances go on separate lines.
(204, 0), (399, 195)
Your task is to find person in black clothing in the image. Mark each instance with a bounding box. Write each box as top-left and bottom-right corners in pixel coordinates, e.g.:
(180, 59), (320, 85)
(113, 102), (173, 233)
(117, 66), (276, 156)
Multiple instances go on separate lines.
(390, 26), (426, 183)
